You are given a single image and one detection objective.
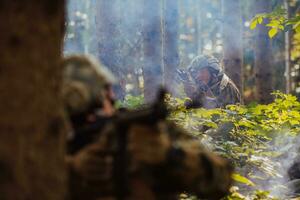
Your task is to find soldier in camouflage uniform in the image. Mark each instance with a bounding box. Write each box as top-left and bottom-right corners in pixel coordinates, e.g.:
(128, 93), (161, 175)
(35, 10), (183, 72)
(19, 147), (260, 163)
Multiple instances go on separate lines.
(181, 54), (242, 108)
(62, 55), (233, 200)
(62, 54), (117, 199)
(63, 54), (117, 154)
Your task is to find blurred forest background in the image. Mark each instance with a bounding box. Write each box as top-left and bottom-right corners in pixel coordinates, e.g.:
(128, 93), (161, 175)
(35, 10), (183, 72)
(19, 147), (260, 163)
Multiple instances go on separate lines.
(63, 2), (300, 199)
(64, 0), (300, 104)
(2, 1), (300, 200)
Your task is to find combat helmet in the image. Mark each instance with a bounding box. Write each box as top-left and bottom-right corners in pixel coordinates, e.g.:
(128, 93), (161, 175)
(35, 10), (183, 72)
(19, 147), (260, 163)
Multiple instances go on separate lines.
(62, 54), (116, 115)
(188, 55), (223, 79)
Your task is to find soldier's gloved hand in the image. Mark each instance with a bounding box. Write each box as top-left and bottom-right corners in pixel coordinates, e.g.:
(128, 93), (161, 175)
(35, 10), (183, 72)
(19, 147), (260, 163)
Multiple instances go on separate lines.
(176, 69), (190, 82)
(128, 123), (171, 165)
(68, 143), (113, 181)
(184, 83), (197, 99)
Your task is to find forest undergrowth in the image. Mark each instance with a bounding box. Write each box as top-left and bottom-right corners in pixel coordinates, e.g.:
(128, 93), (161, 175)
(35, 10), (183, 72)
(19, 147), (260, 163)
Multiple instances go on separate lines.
(121, 92), (300, 200)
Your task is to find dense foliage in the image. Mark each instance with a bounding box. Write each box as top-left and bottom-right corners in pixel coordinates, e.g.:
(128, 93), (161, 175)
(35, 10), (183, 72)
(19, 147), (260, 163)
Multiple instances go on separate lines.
(121, 92), (300, 199)
(168, 92), (300, 199)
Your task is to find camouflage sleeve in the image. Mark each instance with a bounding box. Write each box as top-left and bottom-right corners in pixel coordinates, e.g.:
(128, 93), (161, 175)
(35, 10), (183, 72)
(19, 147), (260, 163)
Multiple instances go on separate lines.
(160, 123), (233, 199)
(217, 82), (242, 107)
(93, 121), (232, 199)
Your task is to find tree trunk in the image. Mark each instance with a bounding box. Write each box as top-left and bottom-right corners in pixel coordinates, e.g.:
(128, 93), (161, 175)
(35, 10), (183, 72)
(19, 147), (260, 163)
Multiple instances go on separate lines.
(222, 0), (244, 95)
(96, 0), (118, 72)
(196, 0), (204, 55)
(285, 0), (292, 93)
(0, 1), (66, 200)
(162, 0), (179, 95)
(95, 0), (125, 99)
(254, 0), (273, 103)
(142, 0), (163, 103)
(190, 0), (199, 56)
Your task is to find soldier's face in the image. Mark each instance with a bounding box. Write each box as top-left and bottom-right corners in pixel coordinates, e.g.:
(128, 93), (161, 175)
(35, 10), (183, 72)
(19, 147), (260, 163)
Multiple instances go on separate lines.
(195, 68), (211, 85)
(97, 85), (116, 117)
(107, 86), (116, 102)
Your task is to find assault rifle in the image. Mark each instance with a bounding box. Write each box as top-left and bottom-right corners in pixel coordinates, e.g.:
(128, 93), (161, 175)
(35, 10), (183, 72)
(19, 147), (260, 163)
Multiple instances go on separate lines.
(68, 88), (205, 200)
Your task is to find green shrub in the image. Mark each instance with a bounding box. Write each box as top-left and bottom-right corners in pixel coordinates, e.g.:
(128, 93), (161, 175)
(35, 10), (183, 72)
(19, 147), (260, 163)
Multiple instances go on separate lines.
(168, 92), (300, 200)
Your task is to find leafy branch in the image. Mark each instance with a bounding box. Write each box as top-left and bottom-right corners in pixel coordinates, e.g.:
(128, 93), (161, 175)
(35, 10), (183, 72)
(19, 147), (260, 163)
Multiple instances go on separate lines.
(250, 6), (300, 38)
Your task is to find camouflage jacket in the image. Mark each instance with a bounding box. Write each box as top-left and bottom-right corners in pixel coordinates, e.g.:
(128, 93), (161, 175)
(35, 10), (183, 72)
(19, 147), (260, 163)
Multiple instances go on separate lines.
(184, 74), (242, 108)
(210, 74), (242, 108)
(70, 118), (233, 200)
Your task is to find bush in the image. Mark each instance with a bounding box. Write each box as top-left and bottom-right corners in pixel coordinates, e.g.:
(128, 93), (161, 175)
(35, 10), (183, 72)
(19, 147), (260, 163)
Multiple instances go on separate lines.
(167, 92), (300, 199)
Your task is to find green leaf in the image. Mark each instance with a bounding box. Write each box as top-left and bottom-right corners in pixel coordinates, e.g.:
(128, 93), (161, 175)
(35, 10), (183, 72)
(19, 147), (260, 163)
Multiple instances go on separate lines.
(293, 21), (300, 29)
(290, 120), (299, 126)
(258, 16), (263, 24)
(268, 28), (278, 38)
(278, 25), (284, 30)
(250, 19), (258, 30)
(204, 121), (218, 129)
(232, 173), (255, 186)
(267, 20), (280, 27)
(296, 25), (300, 33)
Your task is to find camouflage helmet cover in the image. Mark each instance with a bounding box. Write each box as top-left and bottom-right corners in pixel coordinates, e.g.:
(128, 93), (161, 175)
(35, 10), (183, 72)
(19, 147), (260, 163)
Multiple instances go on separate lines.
(188, 55), (223, 78)
(62, 54), (116, 115)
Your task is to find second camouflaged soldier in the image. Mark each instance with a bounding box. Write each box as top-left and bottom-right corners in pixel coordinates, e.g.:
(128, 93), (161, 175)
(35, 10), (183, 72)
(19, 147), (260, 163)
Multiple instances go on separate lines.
(62, 54), (233, 200)
(181, 54), (242, 108)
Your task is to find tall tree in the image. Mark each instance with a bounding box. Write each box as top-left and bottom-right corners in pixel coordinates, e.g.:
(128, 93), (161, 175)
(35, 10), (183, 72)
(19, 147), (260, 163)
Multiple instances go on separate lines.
(196, 0), (204, 55)
(254, 0), (274, 103)
(0, 1), (66, 199)
(222, 0), (244, 95)
(95, 0), (125, 99)
(189, 0), (199, 57)
(142, 0), (163, 102)
(285, 0), (292, 93)
(162, 0), (180, 94)
(95, 0), (119, 72)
